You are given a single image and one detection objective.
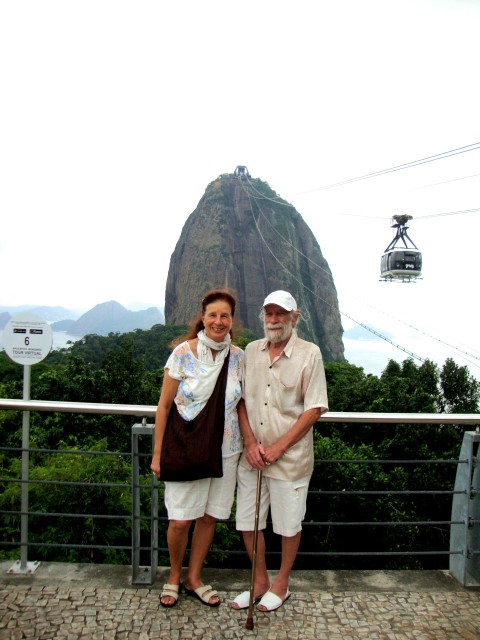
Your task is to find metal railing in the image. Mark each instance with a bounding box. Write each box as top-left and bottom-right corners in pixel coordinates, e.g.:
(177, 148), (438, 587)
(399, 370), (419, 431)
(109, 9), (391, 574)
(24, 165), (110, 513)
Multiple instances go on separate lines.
(1, 398), (480, 587)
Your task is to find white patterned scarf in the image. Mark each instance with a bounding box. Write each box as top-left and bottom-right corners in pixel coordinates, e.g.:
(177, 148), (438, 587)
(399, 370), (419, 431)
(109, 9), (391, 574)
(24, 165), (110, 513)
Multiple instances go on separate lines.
(197, 330), (231, 364)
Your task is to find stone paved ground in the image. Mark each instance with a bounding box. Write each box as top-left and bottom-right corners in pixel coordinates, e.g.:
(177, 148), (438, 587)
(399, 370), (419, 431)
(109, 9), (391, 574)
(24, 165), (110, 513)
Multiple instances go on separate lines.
(1, 564), (479, 639)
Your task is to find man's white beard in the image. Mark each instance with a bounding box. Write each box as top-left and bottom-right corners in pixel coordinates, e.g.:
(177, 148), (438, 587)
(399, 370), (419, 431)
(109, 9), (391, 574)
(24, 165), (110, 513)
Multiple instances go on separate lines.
(264, 318), (293, 344)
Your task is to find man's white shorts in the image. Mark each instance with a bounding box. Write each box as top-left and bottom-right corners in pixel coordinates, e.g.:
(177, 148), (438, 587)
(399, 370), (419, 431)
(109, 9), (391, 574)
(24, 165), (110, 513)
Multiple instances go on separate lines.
(235, 465), (310, 537)
(164, 453), (240, 521)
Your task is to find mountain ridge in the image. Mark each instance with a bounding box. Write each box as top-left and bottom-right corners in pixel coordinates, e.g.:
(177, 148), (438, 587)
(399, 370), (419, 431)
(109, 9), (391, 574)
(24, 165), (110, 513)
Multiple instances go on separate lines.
(0, 301), (165, 337)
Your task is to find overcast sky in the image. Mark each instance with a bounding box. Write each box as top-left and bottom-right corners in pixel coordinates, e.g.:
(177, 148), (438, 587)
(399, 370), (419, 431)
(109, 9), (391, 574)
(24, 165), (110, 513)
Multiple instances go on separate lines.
(1, 0), (479, 376)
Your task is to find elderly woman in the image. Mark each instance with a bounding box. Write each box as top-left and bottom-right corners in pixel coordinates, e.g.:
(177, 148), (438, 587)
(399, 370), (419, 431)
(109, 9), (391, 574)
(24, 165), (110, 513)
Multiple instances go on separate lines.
(151, 289), (243, 607)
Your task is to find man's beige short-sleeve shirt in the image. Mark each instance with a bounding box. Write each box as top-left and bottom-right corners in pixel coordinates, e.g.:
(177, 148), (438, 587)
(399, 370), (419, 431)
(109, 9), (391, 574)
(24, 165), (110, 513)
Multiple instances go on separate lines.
(240, 332), (328, 481)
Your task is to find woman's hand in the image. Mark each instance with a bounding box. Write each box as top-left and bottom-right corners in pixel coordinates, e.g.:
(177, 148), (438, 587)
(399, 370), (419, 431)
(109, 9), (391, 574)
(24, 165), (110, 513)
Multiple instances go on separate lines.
(150, 454), (161, 478)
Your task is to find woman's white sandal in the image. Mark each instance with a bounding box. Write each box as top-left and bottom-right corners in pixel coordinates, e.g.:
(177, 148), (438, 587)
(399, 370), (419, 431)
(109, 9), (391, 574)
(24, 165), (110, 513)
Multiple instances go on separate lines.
(160, 583), (181, 608)
(184, 584), (220, 607)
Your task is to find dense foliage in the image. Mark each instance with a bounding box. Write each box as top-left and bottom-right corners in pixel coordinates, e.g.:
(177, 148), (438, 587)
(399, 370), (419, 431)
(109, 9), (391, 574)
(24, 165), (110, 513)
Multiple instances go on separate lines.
(1, 325), (479, 569)
(307, 359), (478, 570)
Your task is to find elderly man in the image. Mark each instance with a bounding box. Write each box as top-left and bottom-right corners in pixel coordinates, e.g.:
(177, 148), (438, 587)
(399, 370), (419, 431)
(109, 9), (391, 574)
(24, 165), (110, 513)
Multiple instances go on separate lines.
(232, 290), (328, 612)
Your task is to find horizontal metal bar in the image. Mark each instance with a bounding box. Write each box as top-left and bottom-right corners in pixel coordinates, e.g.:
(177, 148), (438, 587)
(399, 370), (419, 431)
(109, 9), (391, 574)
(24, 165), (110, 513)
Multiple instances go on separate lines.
(294, 550), (461, 556)
(143, 546), (464, 558)
(1, 510), (133, 520)
(2, 541), (132, 551)
(1, 539), (463, 558)
(2, 398), (480, 424)
(0, 399), (156, 417)
(0, 510), (460, 527)
(1, 446), (132, 457)
(1, 447), (464, 466)
(0, 509), (169, 523)
(302, 520), (461, 526)
(313, 459), (463, 465)
(0, 478), (132, 488)
(308, 490), (463, 495)
(1, 477), (461, 497)
(1, 477), (465, 497)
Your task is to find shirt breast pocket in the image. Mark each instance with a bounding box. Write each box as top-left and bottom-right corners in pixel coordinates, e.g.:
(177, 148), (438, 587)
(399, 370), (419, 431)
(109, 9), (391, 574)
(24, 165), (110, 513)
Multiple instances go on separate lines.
(277, 374), (298, 409)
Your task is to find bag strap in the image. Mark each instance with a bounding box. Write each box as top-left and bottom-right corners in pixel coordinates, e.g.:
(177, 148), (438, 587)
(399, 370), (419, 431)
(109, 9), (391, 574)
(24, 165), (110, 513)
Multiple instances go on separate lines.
(206, 348), (230, 409)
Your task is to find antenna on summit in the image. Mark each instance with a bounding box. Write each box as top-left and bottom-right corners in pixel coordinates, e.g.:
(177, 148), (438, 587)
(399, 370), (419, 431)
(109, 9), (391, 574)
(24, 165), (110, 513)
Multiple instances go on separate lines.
(234, 165), (250, 179)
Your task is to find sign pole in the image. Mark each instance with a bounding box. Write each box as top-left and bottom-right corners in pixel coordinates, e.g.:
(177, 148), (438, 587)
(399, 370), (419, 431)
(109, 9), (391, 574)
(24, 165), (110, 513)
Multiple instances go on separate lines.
(20, 364), (31, 571)
(3, 312), (52, 575)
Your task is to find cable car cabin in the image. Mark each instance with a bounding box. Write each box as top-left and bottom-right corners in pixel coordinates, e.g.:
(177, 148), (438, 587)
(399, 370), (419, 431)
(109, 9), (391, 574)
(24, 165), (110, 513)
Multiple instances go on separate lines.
(380, 248), (422, 281)
(380, 214), (422, 282)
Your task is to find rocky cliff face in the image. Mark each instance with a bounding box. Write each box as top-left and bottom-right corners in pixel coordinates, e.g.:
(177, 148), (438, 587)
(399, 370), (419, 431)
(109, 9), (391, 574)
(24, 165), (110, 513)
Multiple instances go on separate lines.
(165, 172), (345, 362)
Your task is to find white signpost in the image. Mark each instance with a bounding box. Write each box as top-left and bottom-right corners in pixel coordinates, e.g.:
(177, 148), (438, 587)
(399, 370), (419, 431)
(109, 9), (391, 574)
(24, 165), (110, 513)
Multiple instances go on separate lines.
(3, 312), (53, 365)
(3, 313), (53, 574)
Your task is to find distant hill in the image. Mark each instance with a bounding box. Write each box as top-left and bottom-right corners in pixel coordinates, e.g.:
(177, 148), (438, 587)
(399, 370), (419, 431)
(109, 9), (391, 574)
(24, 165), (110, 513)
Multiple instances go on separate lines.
(0, 305), (78, 328)
(52, 301), (165, 336)
(343, 325), (394, 341)
(0, 302), (165, 337)
(0, 312), (11, 330)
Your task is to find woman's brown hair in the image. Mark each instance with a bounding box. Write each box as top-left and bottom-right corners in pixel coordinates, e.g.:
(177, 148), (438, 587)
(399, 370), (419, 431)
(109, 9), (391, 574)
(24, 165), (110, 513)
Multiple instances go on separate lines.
(170, 289), (237, 348)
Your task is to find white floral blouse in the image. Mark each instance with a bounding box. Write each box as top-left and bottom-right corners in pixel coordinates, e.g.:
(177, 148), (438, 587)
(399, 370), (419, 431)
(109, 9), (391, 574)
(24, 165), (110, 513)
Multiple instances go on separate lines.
(165, 341), (244, 457)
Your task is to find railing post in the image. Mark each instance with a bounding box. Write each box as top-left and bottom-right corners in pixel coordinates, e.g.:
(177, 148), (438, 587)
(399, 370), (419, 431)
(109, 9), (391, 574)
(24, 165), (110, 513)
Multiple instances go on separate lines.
(131, 420), (158, 585)
(450, 430), (480, 586)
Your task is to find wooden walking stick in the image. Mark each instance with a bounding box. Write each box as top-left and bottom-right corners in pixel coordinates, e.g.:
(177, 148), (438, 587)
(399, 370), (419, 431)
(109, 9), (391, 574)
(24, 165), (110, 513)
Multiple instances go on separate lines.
(245, 468), (263, 630)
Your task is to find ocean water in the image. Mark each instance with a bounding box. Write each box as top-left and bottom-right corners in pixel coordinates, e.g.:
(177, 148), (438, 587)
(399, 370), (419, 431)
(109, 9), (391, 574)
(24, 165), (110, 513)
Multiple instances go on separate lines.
(51, 331), (83, 350)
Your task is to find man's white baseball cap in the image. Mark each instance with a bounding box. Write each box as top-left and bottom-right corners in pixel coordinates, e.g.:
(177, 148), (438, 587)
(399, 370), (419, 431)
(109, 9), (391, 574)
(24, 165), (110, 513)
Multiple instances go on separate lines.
(263, 290), (297, 311)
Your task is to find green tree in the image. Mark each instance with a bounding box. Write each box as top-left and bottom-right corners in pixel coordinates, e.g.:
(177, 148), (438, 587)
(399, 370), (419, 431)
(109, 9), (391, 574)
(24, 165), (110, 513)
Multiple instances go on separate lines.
(0, 439), (135, 563)
(439, 358), (480, 413)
